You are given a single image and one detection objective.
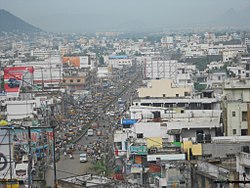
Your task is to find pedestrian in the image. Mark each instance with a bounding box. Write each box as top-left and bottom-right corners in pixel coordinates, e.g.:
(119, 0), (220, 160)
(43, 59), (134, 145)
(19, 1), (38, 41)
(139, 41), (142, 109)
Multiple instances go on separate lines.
(64, 151), (67, 159)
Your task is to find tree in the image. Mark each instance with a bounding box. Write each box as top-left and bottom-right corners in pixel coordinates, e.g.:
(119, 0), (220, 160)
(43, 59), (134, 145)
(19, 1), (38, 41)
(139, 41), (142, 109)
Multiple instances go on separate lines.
(92, 158), (112, 177)
(99, 56), (104, 65)
(194, 82), (207, 91)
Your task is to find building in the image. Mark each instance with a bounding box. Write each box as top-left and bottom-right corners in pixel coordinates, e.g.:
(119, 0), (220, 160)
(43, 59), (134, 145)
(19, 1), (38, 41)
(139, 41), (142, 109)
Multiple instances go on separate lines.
(62, 68), (91, 91)
(13, 56), (63, 88)
(57, 174), (139, 188)
(236, 152), (250, 188)
(108, 55), (133, 68)
(137, 79), (192, 98)
(223, 78), (250, 136)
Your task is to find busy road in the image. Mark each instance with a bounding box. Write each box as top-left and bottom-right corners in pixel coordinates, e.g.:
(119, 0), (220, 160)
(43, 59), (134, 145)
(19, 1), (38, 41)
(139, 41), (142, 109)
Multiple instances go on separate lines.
(45, 65), (143, 187)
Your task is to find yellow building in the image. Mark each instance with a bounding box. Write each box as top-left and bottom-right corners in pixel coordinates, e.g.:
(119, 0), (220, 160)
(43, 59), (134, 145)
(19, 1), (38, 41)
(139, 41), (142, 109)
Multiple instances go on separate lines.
(138, 79), (192, 98)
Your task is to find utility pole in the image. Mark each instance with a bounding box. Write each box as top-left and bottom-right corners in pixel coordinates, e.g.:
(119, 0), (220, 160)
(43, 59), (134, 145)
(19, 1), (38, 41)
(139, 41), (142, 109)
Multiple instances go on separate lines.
(8, 128), (13, 188)
(28, 126), (32, 188)
(52, 126), (57, 188)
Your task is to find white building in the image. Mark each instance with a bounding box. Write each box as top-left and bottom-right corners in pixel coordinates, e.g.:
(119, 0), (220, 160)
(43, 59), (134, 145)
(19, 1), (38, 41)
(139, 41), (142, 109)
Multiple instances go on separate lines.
(108, 55), (133, 68)
(236, 152), (250, 188)
(223, 78), (250, 136)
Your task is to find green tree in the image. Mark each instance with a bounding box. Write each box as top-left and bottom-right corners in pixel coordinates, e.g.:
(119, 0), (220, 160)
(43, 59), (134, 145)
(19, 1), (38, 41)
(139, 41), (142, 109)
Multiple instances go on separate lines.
(92, 158), (112, 177)
(99, 56), (104, 65)
(194, 82), (207, 91)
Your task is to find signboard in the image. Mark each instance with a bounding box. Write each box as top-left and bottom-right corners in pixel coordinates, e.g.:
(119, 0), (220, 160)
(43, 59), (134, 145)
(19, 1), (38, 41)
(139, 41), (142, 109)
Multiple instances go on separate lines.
(4, 67), (34, 97)
(62, 57), (80, 67)
(131, 164), (142, 173)
(13, 128), (53, 143)
(79, 56), (90, 68)
(130, 145), (147, 155)
(121, 119), (138, 125)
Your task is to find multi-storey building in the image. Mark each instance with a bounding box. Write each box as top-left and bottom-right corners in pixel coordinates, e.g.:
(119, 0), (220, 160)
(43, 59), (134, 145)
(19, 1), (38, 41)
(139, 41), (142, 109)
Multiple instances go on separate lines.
(223, 78), (250, 136)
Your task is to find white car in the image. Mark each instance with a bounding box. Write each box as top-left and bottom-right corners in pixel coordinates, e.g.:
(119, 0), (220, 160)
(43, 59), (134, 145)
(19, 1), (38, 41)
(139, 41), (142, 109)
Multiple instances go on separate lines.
(80, 153), (87, 163)
(87, 129), (94, 136)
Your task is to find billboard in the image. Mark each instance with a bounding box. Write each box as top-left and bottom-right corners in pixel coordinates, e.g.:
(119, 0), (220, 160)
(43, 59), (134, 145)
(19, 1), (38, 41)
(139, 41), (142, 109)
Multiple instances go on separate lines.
(121, 119), (138, 125)
(130, 146), (147, 155)
(79, 56), (90, 68)
(62, 57), (80, 67)
(4, 67), (34, 97)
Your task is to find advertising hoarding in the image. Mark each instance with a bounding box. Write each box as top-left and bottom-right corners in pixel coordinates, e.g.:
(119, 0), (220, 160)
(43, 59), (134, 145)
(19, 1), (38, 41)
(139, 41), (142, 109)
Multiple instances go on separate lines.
(62, 57), (80, 67)
(4, 67), (34, 97)
(130, 146), (147, 155)
(121, 119), (138, 125)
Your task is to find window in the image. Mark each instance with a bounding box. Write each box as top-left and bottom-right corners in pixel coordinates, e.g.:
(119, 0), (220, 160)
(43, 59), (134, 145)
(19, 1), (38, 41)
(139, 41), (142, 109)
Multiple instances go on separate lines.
(175, 134), (180, 142)
(164, 110), (167, 114)
(77, 79), (81, 83)
(246, 64), (250, 70)
(247, 73), (250, 77)
(232, 111), (236, 117)
(137, 133), (143, 138)
(233, 129), (237, 135)
(176, 94), (179, 97)
(114, 142), (122, 150)
(163, 94), (166, 97)
(241, 129), (248, 136)
(63, 80), (66, 83)
(242, 111), (247, 121)
(245, 167), (250, 175)
(70, 79), (73, 83)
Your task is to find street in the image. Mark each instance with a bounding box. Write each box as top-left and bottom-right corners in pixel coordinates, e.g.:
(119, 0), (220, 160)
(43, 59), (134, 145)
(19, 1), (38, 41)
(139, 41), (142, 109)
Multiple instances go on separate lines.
(45, 65), (143, 187)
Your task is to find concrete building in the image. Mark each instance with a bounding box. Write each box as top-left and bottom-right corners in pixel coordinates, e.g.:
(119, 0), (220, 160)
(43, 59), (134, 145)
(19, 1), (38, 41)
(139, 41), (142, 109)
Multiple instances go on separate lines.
(223, 78), (250, 136)
(223, 51), (239, 62)
(62, 69), (90, 91)
(236, 152), (250, 188)
(57, 174), (138, 188)
(108, 55), (133, 68)
(137, 79), (192, 98)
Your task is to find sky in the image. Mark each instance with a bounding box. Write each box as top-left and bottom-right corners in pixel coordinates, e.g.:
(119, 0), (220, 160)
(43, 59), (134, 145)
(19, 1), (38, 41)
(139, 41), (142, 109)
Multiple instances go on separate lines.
(0, 0), (250, 33)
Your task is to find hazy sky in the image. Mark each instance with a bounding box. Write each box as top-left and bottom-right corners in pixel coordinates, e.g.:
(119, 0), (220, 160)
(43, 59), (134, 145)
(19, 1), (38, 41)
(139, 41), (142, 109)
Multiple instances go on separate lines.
(1, 0), (250, 33)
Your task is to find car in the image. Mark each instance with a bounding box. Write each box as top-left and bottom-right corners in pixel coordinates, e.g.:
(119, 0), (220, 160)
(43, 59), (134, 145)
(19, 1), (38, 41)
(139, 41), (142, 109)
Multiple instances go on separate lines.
(80, 153), (87, 163)
(87, 129), (94, 136)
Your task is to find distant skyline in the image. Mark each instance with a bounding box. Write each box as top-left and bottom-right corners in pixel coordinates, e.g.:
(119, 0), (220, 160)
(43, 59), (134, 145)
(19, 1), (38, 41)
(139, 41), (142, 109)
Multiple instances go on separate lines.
(1, 0), (250, 33)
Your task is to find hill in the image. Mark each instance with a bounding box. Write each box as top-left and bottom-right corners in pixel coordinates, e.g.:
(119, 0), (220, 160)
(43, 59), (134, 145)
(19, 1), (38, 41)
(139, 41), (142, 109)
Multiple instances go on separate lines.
(0, 9), (42, 34)
(211, 7), (250, 27)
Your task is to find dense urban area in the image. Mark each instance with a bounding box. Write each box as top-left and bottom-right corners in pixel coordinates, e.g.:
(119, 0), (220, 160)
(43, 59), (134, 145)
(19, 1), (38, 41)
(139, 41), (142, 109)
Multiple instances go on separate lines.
(1, 13), (250, 188)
